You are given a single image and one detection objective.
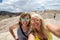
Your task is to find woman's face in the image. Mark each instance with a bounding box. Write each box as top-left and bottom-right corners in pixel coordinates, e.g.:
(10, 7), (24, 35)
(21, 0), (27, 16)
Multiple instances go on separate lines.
(21, 15), (30, 26)
(31, 17), (41, 30)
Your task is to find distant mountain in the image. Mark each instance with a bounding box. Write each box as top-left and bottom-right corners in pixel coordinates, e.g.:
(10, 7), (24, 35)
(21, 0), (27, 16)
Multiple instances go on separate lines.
(0, 10), (60, 16)
(44, 10), (60, 14)
(34, 10), (60, 14)
(0, 11), (21, 16)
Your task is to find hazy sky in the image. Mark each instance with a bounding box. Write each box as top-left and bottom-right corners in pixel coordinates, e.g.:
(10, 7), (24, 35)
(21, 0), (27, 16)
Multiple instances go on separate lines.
(0, 0), (60, 12)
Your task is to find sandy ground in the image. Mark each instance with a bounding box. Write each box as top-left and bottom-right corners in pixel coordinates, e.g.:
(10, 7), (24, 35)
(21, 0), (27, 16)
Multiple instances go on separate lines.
(0, 16), (60, 40)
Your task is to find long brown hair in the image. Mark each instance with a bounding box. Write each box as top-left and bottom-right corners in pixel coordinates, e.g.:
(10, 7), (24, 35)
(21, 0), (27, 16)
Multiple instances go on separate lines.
(19, 12), (31, 27)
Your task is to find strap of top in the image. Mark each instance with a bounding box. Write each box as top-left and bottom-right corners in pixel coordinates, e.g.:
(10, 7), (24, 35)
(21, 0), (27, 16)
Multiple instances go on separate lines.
(19, 22), (28, 38)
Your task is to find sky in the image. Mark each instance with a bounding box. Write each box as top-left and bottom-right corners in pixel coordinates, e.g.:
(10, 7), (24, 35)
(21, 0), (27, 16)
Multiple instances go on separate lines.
(0, 0), (60, 12)
(0, 0), (2, 2)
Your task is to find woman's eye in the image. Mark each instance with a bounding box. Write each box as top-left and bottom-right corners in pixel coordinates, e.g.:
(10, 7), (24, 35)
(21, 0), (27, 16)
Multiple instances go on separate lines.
(27, 18), (29, 20)
(36, 20), (40, 22)
(36, 20), (39, 21)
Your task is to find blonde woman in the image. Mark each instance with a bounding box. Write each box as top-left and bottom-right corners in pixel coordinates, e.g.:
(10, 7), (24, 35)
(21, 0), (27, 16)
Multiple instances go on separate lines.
(28, 14), (60, 40)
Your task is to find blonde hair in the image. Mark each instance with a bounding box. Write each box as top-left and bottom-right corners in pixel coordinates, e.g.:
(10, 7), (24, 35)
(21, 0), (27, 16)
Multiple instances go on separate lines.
(29, 13), (49, 40)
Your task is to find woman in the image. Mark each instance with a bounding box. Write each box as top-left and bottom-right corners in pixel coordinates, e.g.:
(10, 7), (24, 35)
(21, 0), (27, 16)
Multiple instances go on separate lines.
(28, 14), (60, 40)
(9, 12), (31, 40)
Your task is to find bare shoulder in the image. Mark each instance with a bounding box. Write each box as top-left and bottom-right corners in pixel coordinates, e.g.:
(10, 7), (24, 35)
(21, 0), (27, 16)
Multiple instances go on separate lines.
(28, 33), (35, 40)
(9, 23), (19, 30)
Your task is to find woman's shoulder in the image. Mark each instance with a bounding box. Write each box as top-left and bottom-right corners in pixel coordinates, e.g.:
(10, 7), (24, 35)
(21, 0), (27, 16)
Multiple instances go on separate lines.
(29, 33), (34, 36)
(28, 33), (35, 40)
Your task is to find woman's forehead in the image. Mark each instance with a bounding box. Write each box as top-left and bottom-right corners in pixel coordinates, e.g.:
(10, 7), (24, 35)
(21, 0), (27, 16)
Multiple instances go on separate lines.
(32, 17), (39, 20)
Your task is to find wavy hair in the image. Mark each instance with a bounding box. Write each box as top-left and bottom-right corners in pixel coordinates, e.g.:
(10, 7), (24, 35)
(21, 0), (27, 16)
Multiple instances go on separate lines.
(29, 13), (49, 40)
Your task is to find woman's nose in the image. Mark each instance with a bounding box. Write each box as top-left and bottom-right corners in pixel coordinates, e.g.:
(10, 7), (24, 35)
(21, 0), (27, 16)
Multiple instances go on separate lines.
(33, 21), (37, 24)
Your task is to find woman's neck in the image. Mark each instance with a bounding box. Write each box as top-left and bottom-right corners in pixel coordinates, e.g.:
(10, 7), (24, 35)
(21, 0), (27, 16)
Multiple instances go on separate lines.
(36, 28), (41, 33)
(22, 25), (29, 32)
(36, 30), (48, 40)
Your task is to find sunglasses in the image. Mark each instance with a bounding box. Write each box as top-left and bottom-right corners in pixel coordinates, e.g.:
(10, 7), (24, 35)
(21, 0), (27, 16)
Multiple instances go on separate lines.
(21, 18), (30, 22)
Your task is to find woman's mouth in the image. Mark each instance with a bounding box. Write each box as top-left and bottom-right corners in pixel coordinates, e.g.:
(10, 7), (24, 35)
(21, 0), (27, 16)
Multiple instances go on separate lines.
(23, 21), (27, 25)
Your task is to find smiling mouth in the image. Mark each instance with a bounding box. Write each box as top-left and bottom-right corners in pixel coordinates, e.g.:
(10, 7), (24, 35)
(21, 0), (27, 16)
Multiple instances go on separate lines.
(23, 21), (27, 24)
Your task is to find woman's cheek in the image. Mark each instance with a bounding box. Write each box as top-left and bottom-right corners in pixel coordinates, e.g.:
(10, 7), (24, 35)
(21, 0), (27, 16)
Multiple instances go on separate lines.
(34, 22), (40, 26)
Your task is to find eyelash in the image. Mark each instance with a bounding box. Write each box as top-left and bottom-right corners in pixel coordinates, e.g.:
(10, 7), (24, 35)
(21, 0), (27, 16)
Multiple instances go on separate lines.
(32, 20), (39, 22)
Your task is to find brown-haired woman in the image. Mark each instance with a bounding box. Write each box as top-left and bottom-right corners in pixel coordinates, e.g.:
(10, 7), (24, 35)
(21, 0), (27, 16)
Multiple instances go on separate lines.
(9, 12), (31, 40)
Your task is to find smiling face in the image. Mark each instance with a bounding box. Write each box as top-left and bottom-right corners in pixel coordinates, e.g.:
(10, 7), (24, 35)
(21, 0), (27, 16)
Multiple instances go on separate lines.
(20, 13), (31, 27)
(21, 15), (30, 26)
(31, 17), (42, 31)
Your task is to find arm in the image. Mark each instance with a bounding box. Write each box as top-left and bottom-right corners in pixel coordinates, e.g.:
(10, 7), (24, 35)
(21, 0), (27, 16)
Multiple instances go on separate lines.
(9, 23), (19, 39)
(28, 34), (35, 40)
(47, 23), (60, 38)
